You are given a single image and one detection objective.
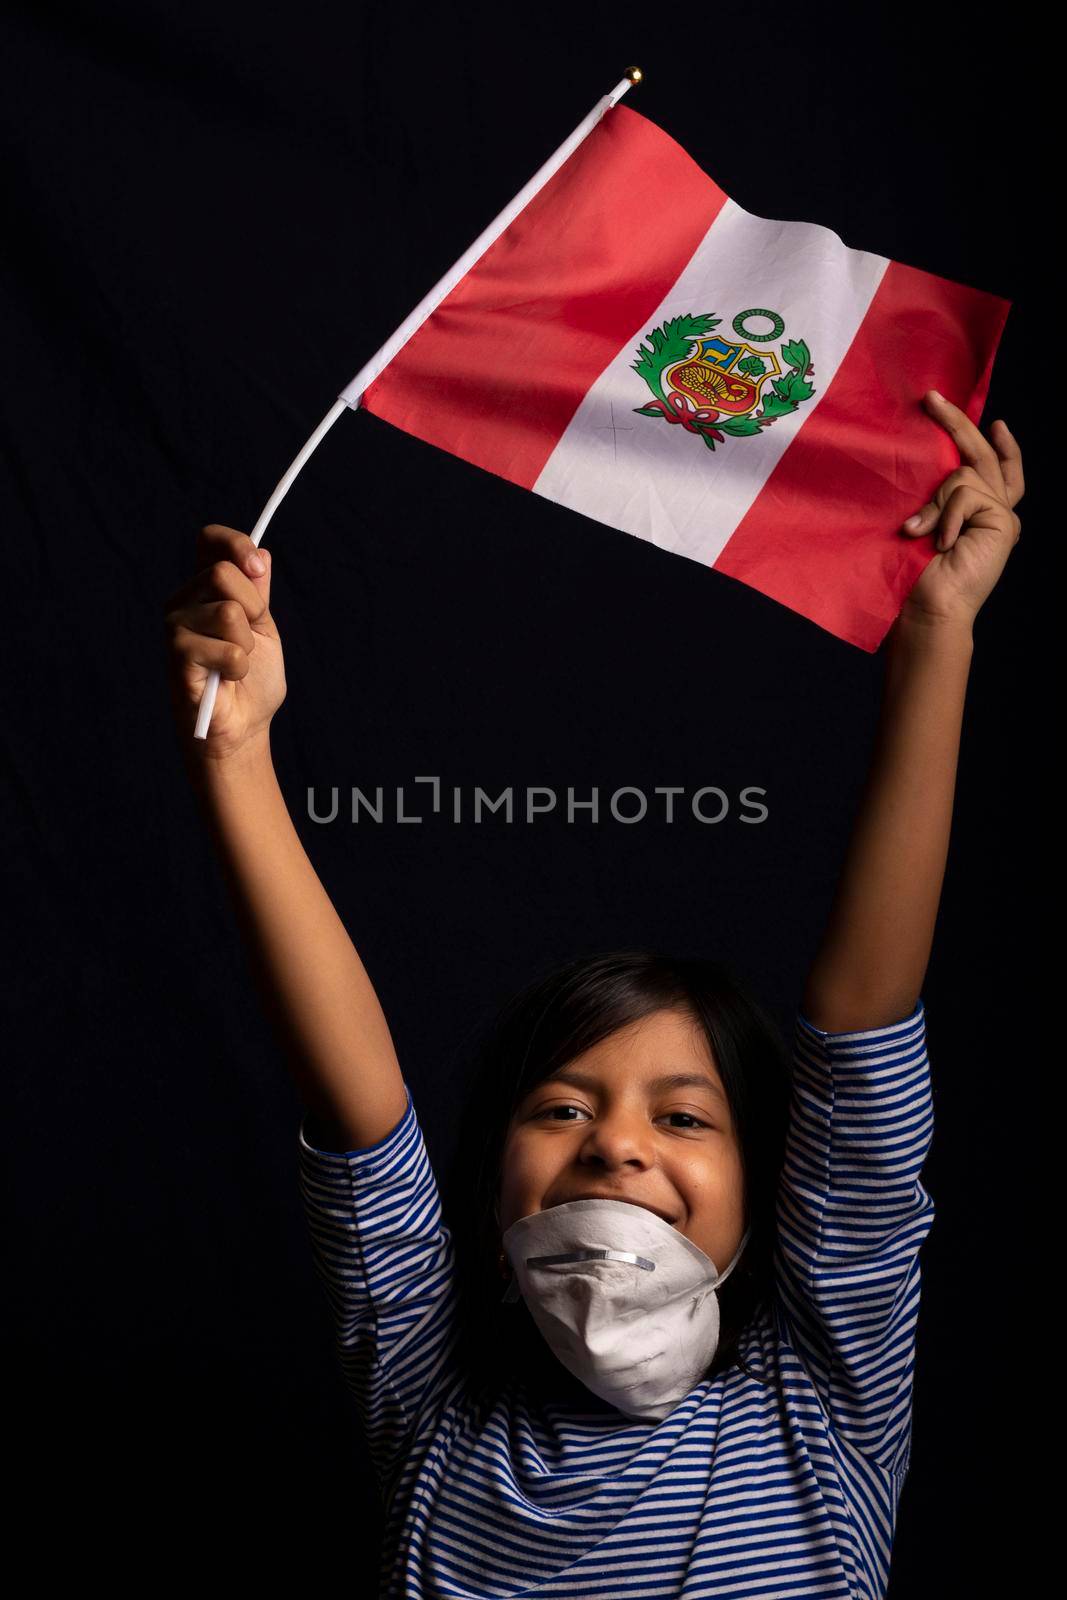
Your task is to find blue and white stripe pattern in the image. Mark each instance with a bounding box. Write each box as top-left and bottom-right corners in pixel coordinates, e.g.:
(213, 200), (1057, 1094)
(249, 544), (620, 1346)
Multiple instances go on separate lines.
(297, 1002), (934, 1598)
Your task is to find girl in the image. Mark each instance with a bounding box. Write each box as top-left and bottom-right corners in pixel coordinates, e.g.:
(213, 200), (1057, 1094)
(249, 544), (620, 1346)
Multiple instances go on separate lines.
(163, 390), (1023, 1599)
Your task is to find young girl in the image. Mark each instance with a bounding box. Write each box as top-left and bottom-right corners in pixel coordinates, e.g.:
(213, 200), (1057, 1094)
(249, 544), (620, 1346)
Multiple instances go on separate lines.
(164, 390), (1023, 1599)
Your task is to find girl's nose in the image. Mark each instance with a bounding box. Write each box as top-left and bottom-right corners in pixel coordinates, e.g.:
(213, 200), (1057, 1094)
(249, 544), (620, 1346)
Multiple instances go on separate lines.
(577, 1115), (655, 1168)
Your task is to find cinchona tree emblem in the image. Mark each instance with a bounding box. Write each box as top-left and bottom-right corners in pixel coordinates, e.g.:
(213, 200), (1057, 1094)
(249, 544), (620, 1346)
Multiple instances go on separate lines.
(632, 308), (815, 451)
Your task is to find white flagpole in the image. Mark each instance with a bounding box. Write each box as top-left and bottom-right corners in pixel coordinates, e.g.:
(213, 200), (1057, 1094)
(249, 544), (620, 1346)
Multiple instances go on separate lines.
(193, 67), (642, 740)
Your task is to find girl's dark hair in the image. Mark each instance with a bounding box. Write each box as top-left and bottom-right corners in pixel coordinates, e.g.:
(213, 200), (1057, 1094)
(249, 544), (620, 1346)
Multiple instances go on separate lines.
(440, 948), (792, 1423)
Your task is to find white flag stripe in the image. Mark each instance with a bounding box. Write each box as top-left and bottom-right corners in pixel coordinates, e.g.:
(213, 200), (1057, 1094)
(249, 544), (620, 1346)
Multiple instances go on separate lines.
(532, 197), (891, 567)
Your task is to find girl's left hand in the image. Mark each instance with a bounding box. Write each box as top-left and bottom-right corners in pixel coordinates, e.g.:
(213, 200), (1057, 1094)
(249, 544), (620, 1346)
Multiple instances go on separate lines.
(898, 389), (1024, 628)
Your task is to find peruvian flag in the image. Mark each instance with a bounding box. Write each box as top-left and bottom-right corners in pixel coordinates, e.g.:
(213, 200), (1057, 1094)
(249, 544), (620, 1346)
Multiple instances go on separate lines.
(348, 104), (1011, 651)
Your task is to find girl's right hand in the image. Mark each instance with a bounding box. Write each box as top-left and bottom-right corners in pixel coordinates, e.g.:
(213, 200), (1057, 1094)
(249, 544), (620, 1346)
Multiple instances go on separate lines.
(164, 523), (286, 760)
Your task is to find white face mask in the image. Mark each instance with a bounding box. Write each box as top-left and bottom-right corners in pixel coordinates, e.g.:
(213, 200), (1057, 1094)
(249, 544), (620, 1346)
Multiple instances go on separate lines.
(500, 1198), (751, 1422)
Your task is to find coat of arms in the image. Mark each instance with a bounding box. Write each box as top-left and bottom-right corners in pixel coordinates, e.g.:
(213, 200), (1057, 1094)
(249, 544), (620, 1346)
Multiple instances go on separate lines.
(632, 309), (815, 451)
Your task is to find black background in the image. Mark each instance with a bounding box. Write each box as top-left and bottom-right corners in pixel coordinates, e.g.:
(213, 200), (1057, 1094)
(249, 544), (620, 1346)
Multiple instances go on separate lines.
(2, 2), (1045, 1592)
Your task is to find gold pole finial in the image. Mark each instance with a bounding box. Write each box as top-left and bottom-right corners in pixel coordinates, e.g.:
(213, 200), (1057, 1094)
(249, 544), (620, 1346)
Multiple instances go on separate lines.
(624, 66), (644, 84)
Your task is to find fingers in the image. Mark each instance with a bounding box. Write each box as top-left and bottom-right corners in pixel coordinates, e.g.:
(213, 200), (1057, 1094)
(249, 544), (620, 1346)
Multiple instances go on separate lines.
(195, 522), (269, 582)
(177, 597), (257, 655)
(901, 395), (1024, 542)
(914, 482), (1020, 555)
(164, 557), (269, 631)
(163, 524), (279, 690)
(989, 418), (1025, 508)
(900, 464), (988, 541)
(921, 390), (1008, 499)
(168, 621), (253, 682)
(164, 527), (272, 626)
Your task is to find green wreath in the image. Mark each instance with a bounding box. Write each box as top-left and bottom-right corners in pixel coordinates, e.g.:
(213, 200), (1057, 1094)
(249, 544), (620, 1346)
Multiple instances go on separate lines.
(631, 312), (815, 451)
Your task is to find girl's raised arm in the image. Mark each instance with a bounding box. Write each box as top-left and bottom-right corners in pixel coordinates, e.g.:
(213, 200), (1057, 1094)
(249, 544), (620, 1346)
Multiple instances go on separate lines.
(801, 392), (1024, 1034)
(164, 523), (408, 1152)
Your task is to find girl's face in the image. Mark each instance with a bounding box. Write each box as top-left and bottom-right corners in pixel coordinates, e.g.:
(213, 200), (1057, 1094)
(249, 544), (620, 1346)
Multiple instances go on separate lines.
(498, 1006), (746, 1272)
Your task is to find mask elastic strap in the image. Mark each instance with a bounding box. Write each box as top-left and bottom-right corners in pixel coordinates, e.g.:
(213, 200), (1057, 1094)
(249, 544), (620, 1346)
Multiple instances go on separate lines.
(713, 1224), (752, 1290)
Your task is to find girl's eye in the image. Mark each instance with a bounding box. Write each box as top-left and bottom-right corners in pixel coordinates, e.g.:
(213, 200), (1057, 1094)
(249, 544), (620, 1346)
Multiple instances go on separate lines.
(535, 1105), (709, 1130)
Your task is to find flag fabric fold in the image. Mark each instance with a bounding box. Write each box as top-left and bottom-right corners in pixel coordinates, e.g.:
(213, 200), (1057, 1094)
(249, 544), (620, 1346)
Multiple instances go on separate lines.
(353, 103), (1011, 651)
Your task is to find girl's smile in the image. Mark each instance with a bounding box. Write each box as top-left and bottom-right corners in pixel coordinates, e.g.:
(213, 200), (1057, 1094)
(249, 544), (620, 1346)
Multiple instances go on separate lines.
(544, 1192), (681, 1227)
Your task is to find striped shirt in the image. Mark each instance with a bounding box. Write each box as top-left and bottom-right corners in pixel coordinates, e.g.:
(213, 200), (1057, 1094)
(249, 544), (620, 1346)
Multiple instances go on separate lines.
(297, 1002), (934, 1599)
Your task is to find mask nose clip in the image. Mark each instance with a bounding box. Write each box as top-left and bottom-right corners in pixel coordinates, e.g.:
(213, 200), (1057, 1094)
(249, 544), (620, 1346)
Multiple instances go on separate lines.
(528, 1248), (656, 1270)
(502, 1246), (656, 1304)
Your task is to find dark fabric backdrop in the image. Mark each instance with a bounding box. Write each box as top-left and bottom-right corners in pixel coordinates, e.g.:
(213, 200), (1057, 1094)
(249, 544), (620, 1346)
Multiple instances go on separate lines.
(2, 2), (1046, 1592)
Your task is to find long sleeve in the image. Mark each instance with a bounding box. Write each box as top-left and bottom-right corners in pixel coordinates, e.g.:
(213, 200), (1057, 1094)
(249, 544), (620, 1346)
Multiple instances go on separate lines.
(774, 1001), (935, 1474)
(296, 1083), (460, 1497)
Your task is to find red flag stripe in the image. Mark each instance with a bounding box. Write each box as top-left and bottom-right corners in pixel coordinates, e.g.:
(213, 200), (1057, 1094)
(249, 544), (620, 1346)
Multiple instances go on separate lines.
(712, 260), (1012, 649)
(360, 107), (726, 487)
